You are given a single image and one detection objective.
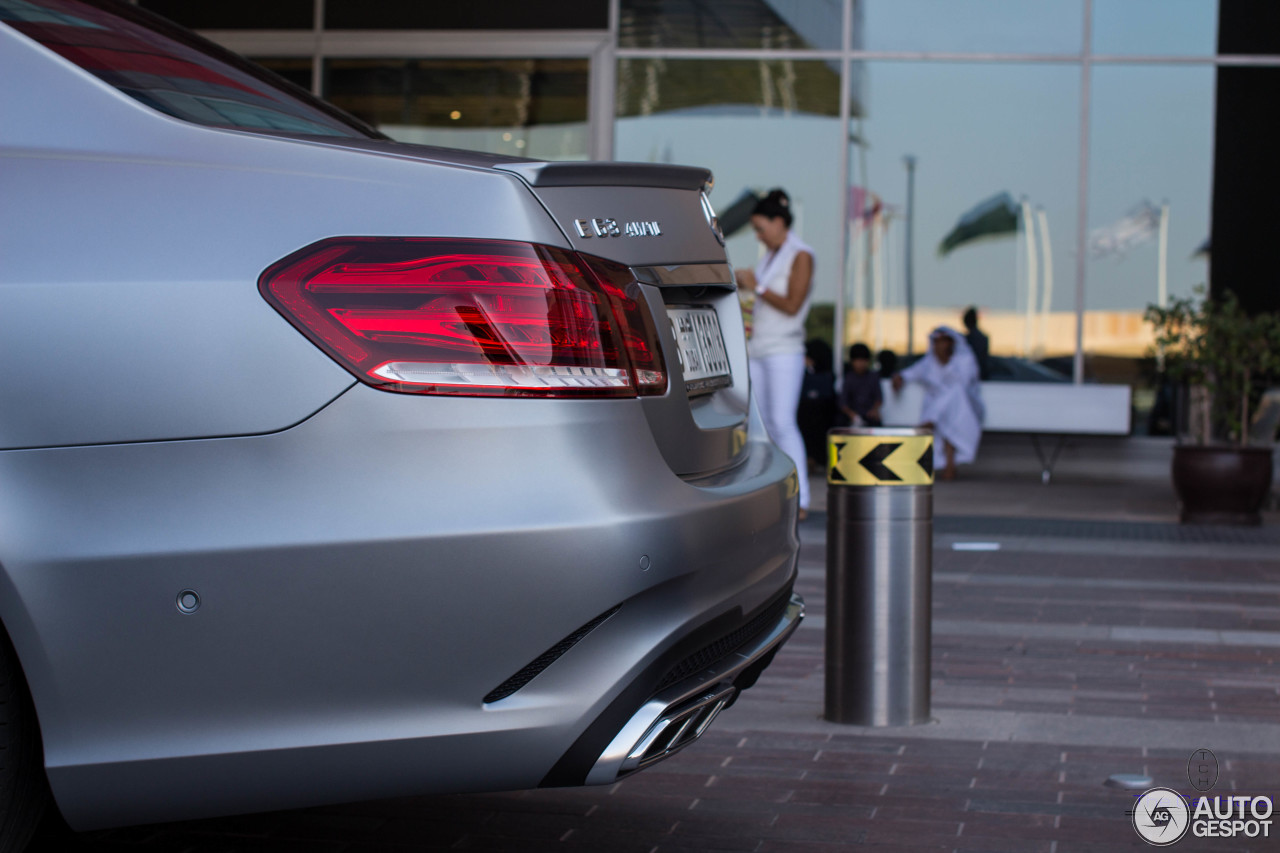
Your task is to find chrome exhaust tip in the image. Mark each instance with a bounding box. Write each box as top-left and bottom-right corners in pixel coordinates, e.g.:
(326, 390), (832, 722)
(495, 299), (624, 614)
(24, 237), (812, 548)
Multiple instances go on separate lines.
(584, 593), (803, 785)
(586, 684), (737, 785)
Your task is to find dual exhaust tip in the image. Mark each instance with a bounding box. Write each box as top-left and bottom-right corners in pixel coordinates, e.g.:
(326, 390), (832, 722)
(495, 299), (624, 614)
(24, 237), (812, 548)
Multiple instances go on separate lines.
(586, 592), (805, 785)
(586, 684), (738, 785)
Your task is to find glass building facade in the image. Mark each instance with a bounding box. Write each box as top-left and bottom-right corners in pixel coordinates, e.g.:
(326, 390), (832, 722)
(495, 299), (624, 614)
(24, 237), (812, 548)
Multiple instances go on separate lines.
(150, 0), (1278, 422)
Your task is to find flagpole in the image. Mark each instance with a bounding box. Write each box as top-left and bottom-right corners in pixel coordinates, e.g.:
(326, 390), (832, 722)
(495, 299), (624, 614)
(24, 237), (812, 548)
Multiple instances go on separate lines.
(1020, 199), (1038, 359)
(1037, 208), (1053, 358)
(1157, 201), (1169, 310)
(835, 0), (852, 385)
(872, 213), (886, 353)
(1157, 201), (1169, 372)
(851, 217), (865, 348)
(903, 155), (916, 357)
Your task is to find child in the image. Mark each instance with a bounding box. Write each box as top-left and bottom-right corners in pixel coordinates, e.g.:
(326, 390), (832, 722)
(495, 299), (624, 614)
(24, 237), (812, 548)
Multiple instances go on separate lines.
(840, 342), (883, 427)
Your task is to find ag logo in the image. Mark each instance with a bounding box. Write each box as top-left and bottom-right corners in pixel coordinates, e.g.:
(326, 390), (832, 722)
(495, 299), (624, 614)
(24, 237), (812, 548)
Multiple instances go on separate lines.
(1132, 787), (1190, 846)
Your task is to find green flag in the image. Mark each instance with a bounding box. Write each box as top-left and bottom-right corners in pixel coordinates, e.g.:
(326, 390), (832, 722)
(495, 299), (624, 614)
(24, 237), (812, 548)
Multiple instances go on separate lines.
(938, 192), (1020, 257)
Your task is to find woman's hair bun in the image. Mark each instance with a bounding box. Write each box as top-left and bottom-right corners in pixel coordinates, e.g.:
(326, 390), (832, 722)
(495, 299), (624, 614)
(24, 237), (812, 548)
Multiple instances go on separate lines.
(752, 188), (794, 227)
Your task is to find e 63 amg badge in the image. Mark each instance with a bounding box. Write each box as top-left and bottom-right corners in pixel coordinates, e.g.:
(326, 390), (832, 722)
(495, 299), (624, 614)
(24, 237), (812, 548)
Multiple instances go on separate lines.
(574, 218), (662, 238)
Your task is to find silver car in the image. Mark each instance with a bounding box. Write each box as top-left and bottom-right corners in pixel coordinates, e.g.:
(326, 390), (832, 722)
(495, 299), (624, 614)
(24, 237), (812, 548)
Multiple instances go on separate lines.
(0, 0), (802, 846)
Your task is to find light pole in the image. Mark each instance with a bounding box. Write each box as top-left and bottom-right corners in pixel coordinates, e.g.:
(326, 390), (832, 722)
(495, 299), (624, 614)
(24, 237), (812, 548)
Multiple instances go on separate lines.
(903, 155), (917, 357)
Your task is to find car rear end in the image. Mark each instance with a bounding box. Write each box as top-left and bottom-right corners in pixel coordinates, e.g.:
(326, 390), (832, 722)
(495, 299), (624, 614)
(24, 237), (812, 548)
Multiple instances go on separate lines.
(0, 0), (802, 831)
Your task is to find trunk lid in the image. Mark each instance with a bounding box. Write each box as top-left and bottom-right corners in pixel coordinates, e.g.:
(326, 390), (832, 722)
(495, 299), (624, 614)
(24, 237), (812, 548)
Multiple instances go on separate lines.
(498, 161), (750, 479)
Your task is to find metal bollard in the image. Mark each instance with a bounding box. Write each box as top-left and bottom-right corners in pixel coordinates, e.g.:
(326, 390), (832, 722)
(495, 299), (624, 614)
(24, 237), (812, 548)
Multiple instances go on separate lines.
(824, 426), (933, 726)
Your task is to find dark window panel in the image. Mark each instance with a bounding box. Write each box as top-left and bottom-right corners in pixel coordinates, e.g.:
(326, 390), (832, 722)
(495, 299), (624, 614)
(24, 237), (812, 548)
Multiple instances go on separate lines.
(616, 58), (840, 117)
(1211, 67), (1280, 314)
(1218, 0), (1280, 55)
(1212, 3), (1280, 312)
(325, 58), (588, 128)
(620, 0), (841, 50)
(138, 0), (314, 30)
(252, 57), (314, 93)
(325, 0), (607, 30)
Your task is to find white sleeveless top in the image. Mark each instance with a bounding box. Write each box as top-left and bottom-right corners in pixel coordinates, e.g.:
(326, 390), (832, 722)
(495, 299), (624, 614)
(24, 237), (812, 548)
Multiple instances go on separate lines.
(748, 231), (813, 359)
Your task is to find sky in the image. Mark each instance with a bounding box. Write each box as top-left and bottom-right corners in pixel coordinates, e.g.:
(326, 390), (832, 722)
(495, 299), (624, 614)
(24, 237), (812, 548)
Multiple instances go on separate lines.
(614, 0), (1219, 319)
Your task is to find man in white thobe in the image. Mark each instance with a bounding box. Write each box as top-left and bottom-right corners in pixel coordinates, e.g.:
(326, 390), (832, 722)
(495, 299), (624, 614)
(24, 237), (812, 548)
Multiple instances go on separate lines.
(892, 326), (985, 480)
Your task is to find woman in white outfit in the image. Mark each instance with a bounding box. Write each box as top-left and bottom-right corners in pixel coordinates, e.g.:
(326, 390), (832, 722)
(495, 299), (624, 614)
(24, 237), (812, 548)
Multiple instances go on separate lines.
(891, 326), (985, 480)
(735, 189), (814, 518)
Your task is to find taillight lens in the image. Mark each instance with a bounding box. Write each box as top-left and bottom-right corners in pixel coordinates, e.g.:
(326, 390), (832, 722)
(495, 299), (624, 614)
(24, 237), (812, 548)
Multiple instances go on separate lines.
(260, 238), (667, 397)
(578, 255), (668, 396)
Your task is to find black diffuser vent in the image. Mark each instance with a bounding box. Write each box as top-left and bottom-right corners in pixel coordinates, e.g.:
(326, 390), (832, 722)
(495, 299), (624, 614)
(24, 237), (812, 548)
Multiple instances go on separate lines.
(654, 594), (789, 693)
(483, 605), (622, 704)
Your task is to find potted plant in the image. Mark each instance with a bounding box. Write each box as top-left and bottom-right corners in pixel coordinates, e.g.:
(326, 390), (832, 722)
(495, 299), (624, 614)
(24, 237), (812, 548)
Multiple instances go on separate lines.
(1145, 287), (1280, 524)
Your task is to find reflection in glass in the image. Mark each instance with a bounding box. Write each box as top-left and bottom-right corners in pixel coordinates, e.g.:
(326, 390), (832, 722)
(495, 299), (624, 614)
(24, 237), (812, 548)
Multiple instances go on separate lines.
(325, 0), (607, 30)
(861, 0), (1083, 55)
(617, 57), (845, 118)
(324, 59), (589, 160)
(619, 0), (842, 51)
(615, 59), (842, 313)
(844, 63), (1079, 364)
(138, 0), (313, 30)
(1092, 0), (1217, 56)
(1086, 65), (1213, 414)
(7, 2), (366, 137)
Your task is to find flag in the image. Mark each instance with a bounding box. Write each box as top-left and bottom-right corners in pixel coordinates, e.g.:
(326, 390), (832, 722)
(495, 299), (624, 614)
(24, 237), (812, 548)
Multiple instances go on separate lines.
(937, 192), (1020, 257)
(1089, 201), (1161, 257)
(850, 186), (884, 222)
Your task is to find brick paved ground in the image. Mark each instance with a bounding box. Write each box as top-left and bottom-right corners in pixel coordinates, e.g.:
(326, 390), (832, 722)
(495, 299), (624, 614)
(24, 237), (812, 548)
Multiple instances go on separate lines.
(30, 503), (1280, 852)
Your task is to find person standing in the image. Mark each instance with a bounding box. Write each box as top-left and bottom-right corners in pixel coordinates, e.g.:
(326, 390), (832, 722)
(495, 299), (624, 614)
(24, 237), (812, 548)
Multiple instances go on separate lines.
(735, 189), (814, 518)
(798, 339), (838, 473)
(963, 306), (991, 381)
(892, 327), (984, 481)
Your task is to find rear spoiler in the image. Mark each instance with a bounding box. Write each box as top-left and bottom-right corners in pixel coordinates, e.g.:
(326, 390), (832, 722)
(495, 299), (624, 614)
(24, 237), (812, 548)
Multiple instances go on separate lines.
(496, 161), (712, 191)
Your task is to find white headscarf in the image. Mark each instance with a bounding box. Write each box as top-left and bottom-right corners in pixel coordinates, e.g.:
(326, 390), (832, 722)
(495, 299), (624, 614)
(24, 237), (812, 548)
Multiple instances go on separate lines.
(901, 325), (985, 464)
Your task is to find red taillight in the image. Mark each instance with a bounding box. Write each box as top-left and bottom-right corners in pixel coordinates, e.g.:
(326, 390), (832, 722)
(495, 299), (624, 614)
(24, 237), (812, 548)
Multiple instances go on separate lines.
(260, 238), (667, 397)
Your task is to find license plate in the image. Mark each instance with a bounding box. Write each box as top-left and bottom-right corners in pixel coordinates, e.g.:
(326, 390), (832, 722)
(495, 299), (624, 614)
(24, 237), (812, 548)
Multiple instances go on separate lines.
(667, 306), (732, 394)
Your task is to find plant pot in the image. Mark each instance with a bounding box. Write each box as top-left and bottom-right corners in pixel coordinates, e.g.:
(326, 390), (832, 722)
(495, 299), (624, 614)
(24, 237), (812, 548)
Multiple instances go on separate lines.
(1172, 444), (1274, 525)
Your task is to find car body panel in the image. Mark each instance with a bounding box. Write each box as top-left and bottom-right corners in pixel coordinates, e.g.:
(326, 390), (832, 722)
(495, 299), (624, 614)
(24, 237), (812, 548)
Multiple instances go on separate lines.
(0, 384), (797, 827)
(0, 2), (802, 832)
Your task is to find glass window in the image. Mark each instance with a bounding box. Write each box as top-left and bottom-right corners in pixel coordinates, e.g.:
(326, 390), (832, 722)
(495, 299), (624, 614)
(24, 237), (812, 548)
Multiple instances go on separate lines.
(1, 0), (373, 137)
(326, 0), (607, 30)
(844, 62), (1080, 371)
(1092, 0), (1217, 56)
(615, 58), (842, 308)
(251, 57), (313, 93)
(619, 0), (843, 51)
(325, 58), (590, 160)
(616, 57), (842, 117)
(137, 0), (313, 30)
(861, 0), (1083, 55)
(1086, 65), (1213, 427)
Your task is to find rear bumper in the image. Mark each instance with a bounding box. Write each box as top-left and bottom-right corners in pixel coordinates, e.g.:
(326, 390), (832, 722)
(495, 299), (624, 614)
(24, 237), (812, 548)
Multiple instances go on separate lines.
(0, 383), (800, 828)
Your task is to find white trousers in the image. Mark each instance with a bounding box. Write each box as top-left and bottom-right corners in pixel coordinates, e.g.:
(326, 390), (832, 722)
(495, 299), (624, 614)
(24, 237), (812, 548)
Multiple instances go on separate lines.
(749, 350), (810, 510)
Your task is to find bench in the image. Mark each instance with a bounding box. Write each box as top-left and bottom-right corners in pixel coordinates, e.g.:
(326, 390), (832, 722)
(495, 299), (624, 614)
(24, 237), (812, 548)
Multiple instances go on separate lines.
(878, 380), (1133, 483)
